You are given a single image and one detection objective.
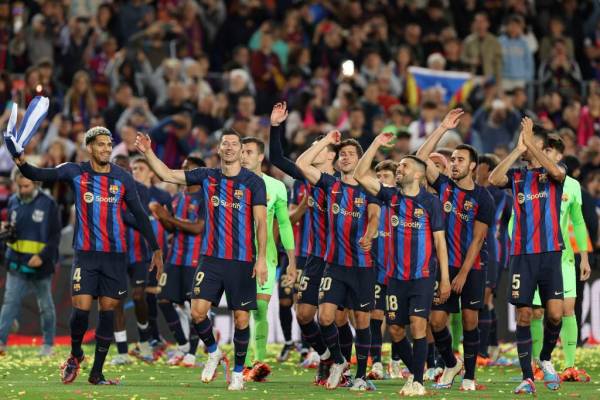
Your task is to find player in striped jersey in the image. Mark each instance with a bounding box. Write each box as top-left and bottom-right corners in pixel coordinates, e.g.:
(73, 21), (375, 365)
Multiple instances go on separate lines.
(296, 130), (381, 391)
(417, 110), (495, 391)
(269, 102), (338, 383)
(475, 154), (513, 365)
(367, 160), (397, 380)
(489, 118), (566, 394)
(151, 157), (205, 367)
(355, 133), (451, 396)
(109, 155), (155, 365)
(137, 128), (268, 391)
(13, 127), (162, 385)
(529, 136), (591, 382)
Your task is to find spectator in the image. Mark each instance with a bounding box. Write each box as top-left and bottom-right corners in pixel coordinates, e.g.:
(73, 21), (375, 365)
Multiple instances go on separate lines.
(25, 14), (54, 66)
(443, 38), (469, 71)
(111, 125), (140, 159)
(471, 98), (520, 153)
(251, 31), (285, 114)
(343, 107), (370, 150)
(538, 39), (582, 98)
(58, 16), (94, 86)
(577, 86), (600, 146)
(87, 36), (118, 110)
(102, 83), (133, 136)
(153, 81), (194, 120)
(62, 70), (98, 129)
(149, 112), (194, 168)
(498, 14), (534, 92)
(0, 168), (60, 357)
(360, 82), (384, 136)
(539, 16), (575, 63)
(461, 12), (502, 82)
(407, 100), (442, 152)
(118, 0), (152, 46)
(508, 87), (536, 120)
(116, 97), (158, 134)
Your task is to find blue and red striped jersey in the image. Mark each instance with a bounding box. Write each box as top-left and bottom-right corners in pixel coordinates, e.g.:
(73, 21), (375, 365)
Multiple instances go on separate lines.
(505, 167), (564, 255)
(372, 202), (393, 284)
(487, 186), (512, 269)
(316, 173), (379, 268)
(52, 162), (141, 253)
(125, 182), (152, 264)
(307, 182), (328, 258)
(432, 174), (494, 270)
(185, 167), (267, 263)
(376, 186), (444, 281)
(292, 180), (311, 258)
(167, 190), (204, 267)
(149, 185), (173, 255)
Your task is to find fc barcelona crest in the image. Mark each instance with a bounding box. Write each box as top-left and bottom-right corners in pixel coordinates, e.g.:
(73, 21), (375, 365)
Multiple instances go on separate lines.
(414, 208), (424, 218)
(464, 201), (473, 211)
(109, 184), (119, 194)
(354, 197), (364, 206)
(234, 189), (244, 199)
(538, 173), (548, 183)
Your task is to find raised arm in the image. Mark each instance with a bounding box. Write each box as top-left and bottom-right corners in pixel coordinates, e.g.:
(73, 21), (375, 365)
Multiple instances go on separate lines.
(269, 102), (303, 179)
(14, 155), (66, 182)
(296, 130), (340, 185)
(135, 132), (187, 185)
(416, 108), (463, 184)
(289, 192), (308, 225)
(354, 133), (394, 196)
(489, 123), (527, 187)
(522, 118), (566, 182)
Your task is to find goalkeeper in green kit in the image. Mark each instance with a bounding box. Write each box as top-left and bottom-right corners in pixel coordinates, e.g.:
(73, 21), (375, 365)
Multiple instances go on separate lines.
(240, 136), (297, 381)
(510, 135), (592, 384)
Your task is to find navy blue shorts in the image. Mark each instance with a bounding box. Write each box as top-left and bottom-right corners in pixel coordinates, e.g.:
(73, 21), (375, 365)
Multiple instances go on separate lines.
(297, 256), (326, 306)
(374, 283), (387, 312)
(508, 252), (563, 307)
(72, 251), (128, 299)
(432, 267), (485, 313)
(318, 264), (376, 312)
(192, 256), (257, 311)
(386, 276), (435, 325)
(127, 262), (149, 288)
(159, 263), (196, 303)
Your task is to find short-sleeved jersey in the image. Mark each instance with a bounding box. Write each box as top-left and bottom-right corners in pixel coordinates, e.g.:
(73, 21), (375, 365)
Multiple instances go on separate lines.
(54, 162), (139, 253)
(505, 167), (564, 255)
(432, 174), (495, 270)
(292, 180), (311, 258)
(316, 173), (379, 268)
(185, 167), (267, 263)
(263, 173), (294, 266)
(372, 202), (393, 284)
(126, 182), (152, 263)
(167, 190), (204, 267)
(377, 186), (444, 281)
(149, 185), (173, 254)
(487, 186), (512, 268)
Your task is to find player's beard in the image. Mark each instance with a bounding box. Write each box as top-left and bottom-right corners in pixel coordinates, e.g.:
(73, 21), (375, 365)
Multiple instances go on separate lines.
(451, 169), (469, 181)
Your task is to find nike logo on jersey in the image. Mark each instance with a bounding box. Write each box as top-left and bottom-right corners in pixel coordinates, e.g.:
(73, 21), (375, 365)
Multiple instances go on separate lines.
(118, 290), (127, 295)
(332, 191), (342, 194)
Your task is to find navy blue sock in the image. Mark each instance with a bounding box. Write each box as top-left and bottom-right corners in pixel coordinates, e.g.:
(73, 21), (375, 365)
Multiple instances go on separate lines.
(159, 302), (187, 346)
(116, 339), (128, 354)
(194, 318), (217, 353)
(300, 321), (327, 355)
(69, 308), (89, 359)
(516, 324), (534, 380)
(146, 293), (160, 342)
(91, 310), (114, 375)
(320, 323), (344, 364)
(463, 328), (479, 380)
(489, 308), (498, 346)
(392, 337), (413, 373)
(478, 306), (492, 357)
(233, 327), (250, 373)
(188, 323), (200, 355)
(432, 327), (457, 368)
(412, 337), (427, 384)
(540, 319), (562, 362)
(279, 304), (293, 342)
(426, 342), (436, 368)
(355, 327), (371, 379)
(369, 319), (383, 363)
(338, 323), (353, 362)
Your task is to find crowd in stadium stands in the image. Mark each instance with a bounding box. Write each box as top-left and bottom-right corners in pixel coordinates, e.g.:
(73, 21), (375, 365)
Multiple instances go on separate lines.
(1, 0), (600, 243)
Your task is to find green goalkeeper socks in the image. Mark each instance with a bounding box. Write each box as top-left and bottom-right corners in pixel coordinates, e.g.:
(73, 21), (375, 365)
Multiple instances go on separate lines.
(246, 299), (270, 366)
(450, 312), (463, 353)
(561, 315), (578, 368)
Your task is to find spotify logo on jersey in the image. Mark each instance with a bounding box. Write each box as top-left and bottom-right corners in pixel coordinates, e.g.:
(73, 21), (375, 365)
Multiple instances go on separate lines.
(84, 192), (94, 204)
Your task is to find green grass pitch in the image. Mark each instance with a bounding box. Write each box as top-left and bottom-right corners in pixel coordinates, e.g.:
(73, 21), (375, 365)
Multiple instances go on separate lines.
(1, 345), (600, 399)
